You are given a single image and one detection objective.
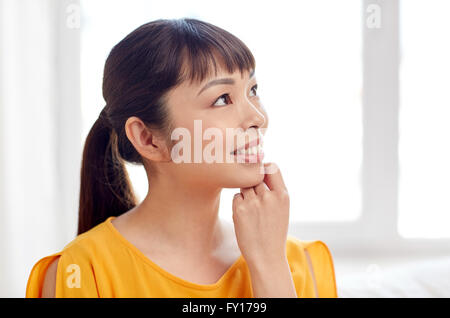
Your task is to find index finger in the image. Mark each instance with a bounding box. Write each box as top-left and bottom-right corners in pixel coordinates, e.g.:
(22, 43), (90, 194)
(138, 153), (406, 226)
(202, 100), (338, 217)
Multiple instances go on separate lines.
(263, 162), (287, 192)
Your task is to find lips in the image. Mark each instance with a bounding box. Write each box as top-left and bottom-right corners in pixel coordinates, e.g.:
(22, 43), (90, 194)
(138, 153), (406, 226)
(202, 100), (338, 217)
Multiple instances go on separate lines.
(231, 137), (260, 155)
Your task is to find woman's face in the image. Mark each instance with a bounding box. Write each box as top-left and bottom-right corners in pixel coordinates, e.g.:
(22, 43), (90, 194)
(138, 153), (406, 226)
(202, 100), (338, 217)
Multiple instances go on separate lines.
(163, 65), (269, 189)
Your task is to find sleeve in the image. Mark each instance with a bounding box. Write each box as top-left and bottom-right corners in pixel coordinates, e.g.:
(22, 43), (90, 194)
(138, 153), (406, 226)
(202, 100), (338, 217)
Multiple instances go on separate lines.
(26, 248), (100, 298)
(304, 240), (338, 298)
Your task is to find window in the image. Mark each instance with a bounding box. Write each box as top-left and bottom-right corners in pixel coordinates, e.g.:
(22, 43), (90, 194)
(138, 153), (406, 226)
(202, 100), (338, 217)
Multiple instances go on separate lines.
(260, 1), (363, 222)
(398, 0), (450, 238)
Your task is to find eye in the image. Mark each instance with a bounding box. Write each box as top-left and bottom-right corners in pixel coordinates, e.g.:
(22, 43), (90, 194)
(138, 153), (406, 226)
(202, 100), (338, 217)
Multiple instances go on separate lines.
(249, 84), (258, 97)
(211, 84), (258, 107)
(212, 93), (232, 107)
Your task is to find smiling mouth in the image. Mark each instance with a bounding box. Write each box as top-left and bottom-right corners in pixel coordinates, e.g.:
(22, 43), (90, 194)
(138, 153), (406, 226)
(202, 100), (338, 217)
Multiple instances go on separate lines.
(230, 143), (263, 156)
(229, 137), (264, 164)
(230, 145), (265, 163)
(230, 136), (261, 155)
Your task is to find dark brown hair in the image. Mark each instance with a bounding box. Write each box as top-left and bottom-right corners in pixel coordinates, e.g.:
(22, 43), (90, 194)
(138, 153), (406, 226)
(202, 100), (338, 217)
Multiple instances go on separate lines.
(78, 18), (256, 235)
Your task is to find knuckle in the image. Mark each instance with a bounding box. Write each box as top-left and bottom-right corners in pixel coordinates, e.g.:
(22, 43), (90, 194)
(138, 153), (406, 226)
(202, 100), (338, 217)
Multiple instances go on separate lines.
(261, 192), (274, 204)
(249, 198), (261, 208)
(259, 190), (269, 199)
(234, 204), (246, 214)
(278, 189), (290, 201)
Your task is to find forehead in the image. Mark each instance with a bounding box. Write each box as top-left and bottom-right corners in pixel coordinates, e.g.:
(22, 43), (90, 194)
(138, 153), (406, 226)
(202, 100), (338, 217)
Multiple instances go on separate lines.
(178, 66), (254, 92)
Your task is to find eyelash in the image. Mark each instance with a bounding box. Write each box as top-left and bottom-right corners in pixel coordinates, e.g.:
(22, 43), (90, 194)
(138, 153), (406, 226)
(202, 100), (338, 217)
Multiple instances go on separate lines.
(212, 84), (258, 107)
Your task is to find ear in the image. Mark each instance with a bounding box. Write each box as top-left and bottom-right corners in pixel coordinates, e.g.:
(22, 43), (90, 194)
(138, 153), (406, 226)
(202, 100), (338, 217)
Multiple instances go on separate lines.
(124, 116), (170, 161)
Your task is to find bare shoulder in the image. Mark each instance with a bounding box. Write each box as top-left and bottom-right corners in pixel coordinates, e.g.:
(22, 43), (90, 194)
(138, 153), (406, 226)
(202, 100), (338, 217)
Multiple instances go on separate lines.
(41, 256), (61, 298)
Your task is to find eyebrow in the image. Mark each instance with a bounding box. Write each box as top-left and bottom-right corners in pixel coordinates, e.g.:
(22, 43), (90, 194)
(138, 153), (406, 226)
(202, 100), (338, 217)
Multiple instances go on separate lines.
(197, 69), (255, 96)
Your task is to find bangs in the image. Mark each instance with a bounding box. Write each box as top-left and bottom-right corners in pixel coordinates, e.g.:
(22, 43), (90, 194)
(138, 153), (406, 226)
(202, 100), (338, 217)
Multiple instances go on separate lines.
(173, 18), (256, 85)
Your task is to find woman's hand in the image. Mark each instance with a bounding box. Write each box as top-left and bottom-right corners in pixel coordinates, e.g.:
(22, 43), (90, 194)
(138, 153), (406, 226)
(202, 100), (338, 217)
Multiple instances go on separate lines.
(232, 162), (290, 266)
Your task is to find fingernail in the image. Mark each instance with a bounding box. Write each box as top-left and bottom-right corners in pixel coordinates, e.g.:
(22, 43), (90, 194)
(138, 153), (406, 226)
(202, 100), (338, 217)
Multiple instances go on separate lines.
(264, 162), (279, 174)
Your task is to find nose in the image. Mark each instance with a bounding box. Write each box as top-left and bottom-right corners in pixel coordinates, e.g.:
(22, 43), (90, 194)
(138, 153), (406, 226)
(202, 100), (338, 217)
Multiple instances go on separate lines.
(239, 98), (267, 132)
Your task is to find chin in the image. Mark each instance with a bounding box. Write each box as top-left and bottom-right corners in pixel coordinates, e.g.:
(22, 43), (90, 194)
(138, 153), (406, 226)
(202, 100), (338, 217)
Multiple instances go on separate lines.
(231, 164), (265, 187)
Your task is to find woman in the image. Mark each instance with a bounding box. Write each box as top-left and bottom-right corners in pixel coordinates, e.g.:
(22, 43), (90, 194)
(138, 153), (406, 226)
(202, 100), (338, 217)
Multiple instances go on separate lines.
(26, 18), (337, 298)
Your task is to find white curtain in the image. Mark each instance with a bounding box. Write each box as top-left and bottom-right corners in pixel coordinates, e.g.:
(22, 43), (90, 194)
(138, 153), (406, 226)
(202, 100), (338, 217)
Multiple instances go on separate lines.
(0, 0), (81, 297)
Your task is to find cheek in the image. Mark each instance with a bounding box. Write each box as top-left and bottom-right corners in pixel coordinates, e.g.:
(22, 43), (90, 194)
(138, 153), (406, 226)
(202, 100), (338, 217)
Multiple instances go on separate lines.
(200, 121), (236, 158)
(170, 122), (231, 164)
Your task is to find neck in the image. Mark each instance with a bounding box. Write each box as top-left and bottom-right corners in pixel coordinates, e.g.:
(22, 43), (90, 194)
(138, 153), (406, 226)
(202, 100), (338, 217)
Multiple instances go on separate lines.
(130, 171), (225, 256)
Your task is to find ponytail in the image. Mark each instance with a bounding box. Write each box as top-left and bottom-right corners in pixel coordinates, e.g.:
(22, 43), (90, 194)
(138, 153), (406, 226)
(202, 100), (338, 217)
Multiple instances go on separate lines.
(78, 106), (138, 235)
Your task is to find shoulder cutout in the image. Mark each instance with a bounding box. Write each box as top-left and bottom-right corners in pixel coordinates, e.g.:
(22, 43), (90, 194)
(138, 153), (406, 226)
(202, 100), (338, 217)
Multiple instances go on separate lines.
(41, 256), (61, 298)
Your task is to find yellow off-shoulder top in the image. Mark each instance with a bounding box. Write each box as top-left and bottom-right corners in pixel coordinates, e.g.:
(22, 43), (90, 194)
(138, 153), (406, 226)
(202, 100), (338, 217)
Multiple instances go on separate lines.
(26, 216), (338, 298)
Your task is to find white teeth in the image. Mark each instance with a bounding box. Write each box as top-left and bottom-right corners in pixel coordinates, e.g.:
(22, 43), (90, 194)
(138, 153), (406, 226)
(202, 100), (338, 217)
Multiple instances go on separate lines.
(234, 145), (261, 155)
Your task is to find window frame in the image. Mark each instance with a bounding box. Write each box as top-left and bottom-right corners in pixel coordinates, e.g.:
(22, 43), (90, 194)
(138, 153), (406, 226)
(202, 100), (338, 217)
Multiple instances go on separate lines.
(288, 0), (450, 257)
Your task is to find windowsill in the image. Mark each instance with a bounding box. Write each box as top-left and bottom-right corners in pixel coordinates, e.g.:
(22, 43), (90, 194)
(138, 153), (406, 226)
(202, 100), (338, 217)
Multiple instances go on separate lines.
(334, 254), (450, 297)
